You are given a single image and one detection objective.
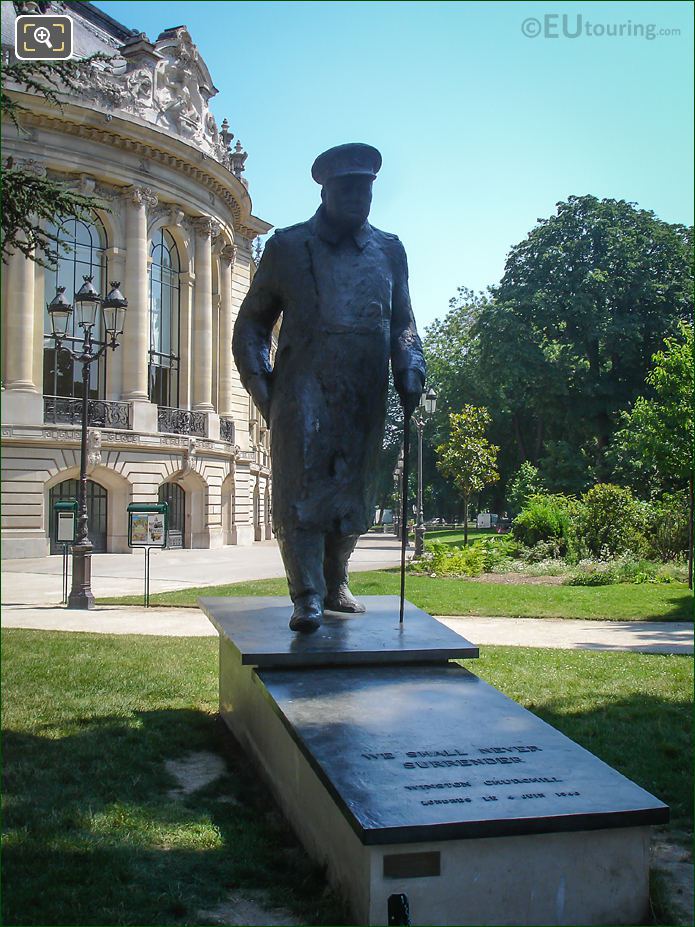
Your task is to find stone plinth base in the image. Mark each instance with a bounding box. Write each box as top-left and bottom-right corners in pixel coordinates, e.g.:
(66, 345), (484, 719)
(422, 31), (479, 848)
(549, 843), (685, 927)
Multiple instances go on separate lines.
(205, 596), (668, 926)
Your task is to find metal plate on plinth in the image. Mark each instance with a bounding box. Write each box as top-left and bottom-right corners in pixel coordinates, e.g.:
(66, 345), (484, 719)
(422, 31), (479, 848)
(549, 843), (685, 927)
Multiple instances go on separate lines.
(200, 595), (479, 667)
(257, 663), (669, 844)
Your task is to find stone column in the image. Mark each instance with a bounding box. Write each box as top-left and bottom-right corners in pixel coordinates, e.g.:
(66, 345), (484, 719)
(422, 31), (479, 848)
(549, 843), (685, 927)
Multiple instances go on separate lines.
(217, 244), (236, 417)
(1, 238), (44, 426)
(4, 241), (37, 392)
(192, 217), (214, 412)
(121, 186), (157, 403)
(177, 271), (194, 411)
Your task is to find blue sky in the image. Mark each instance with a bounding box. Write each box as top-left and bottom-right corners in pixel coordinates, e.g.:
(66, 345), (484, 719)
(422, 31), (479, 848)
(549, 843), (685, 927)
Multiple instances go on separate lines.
(98, 0), (694, 330)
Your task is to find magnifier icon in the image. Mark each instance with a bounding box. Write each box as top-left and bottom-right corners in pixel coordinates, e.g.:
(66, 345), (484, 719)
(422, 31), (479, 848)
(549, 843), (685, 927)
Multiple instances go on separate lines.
(34, 25), (53, 48)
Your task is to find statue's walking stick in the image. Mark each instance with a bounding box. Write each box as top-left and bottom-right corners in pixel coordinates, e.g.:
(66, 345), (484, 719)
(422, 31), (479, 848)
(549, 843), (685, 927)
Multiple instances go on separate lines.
(399, 412), (411, 625)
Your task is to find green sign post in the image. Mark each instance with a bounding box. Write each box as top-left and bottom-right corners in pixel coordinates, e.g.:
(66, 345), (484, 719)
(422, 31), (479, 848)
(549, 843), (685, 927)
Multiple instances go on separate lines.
(127, 502), (168, 606)
(53, 500), (77, 603)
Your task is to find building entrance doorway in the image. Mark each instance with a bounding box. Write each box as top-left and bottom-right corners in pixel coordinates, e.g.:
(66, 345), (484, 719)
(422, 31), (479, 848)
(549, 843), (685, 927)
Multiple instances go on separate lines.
(49, 479), (107, 554)
(159, 482), (185, 548)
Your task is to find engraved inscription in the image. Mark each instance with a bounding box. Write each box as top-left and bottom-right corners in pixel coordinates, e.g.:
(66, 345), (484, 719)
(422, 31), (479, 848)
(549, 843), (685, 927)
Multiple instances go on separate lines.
(161, 436), (188, 446)
(421, 796), (472, 806)
(404, 756), (524, 769)
(484, 776), (561, 786)
(43, 429), (75, 441)
(102, 431), (140, 444)
(358, 743), (582, 812)
(404, 781), (471, 792)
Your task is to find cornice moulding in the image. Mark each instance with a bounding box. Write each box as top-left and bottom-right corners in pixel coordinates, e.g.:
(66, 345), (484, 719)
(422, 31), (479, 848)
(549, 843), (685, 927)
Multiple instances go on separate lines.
(6, 92), (272, 240)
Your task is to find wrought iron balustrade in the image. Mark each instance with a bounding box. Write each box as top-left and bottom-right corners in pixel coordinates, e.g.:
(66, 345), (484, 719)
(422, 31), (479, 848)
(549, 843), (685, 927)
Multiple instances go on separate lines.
(220, 417), (236, 444)
(157, 406), (207, 437)
(44, 395), (130, 429)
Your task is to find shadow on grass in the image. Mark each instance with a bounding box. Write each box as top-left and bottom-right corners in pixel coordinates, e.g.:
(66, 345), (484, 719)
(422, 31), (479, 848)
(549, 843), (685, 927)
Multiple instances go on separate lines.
(3, 640), (692, 927)
(2, 709), (347, 927)
(659, 591), (695, 622)
(572, 620), (694, 653)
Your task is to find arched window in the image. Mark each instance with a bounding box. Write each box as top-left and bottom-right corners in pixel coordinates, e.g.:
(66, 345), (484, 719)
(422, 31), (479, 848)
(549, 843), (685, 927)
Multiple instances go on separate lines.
(149, 229), (181, 407)
(43, 216), (107, 399)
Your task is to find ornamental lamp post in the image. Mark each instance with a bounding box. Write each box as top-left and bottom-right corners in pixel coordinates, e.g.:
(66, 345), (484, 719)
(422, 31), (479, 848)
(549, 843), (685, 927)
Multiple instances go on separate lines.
(393, 455), (403, 540)
(396, 446), (406, 542)
(413, 387), (437, 558)
(48, 277), (128, 609)
(74, 273), (101, 328)
(101, 282), (128, 339)
(47, 286), (73, 338)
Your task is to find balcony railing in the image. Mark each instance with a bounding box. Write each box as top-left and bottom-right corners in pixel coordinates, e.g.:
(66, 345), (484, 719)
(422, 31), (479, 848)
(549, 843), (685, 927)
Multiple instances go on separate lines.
(44, 396), (130, 429)
(157, 406), (207, 437)
(220, 417), (236, 444)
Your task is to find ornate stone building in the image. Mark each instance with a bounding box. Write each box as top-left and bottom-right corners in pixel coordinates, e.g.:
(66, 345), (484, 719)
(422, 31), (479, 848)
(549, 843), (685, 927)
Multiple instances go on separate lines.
(1, 1), (273, 558)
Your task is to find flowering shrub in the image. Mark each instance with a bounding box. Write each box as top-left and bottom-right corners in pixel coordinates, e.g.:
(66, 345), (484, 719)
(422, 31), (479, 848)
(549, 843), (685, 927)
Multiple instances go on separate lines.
(563, 557), (684, 585)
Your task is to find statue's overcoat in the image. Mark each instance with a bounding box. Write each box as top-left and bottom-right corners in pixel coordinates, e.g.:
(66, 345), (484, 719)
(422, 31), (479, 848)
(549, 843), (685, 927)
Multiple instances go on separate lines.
(232, 208), (426, 535)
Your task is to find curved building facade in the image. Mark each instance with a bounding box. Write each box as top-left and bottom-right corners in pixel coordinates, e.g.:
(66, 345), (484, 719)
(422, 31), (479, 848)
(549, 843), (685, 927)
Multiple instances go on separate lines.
(1, 1), (273, 558)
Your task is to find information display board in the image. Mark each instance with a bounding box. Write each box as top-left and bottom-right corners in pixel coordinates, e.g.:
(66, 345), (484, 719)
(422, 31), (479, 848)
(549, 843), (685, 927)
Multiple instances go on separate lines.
(53, 500), (77, 544)
(127, 502), (169, 607)
(127, 503), (168, 549)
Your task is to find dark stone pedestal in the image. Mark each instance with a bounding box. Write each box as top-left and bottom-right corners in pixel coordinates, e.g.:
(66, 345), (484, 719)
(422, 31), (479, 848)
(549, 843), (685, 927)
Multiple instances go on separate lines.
(203, 596), (668, 926)
(199, 595), (479, 667)
(67, 544), (95, 609)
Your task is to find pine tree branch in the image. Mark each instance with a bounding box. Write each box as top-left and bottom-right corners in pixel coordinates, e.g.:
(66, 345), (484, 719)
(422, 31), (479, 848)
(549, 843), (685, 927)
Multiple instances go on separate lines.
(2, 55), (111, 129)
(1, 52), (113, 265)
(1, 167), (107, 267)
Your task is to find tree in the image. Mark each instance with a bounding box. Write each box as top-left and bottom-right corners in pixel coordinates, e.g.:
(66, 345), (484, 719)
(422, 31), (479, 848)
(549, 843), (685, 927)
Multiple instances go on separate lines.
(424, 197), (692, 503)
(2, 52), (108, 265)
(435, 406), (500, 543)
(494, 195), (693, 480)
(609, 322), (694, 585)
(506, 461), (544, 515)
(372, 382), (403, 524)
(423, 288), (509, 516)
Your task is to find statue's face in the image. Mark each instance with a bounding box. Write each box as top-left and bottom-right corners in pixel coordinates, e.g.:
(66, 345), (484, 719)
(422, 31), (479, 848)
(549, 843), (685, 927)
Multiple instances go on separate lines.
(322, 175), (373, 231)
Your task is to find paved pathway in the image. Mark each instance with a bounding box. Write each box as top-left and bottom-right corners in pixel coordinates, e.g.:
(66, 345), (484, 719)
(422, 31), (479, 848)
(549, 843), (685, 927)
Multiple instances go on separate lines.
(1, 533), (401, 606)
(1, 604), (691, 653)
(2, 535), (692, 653)
(437, 616), (693, 655)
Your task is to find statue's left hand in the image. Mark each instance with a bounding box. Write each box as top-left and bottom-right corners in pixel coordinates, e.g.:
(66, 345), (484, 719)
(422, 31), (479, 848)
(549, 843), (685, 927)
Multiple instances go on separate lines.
(397, 370), (424, 420)
(247, 372), (272, 425)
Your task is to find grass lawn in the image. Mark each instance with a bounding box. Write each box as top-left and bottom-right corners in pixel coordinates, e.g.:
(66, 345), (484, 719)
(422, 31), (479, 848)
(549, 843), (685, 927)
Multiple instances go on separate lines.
(422, 527), (498, 547)
(102, 570), (694, 621)
(2, 630), (691, 925)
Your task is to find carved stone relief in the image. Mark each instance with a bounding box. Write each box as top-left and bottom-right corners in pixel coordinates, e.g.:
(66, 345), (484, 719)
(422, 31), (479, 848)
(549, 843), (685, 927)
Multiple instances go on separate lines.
(59, 20), (246, 173)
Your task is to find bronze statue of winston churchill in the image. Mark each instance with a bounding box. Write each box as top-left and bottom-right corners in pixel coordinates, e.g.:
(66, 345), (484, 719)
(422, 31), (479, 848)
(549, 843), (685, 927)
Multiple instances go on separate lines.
(232, 143), (426, 632)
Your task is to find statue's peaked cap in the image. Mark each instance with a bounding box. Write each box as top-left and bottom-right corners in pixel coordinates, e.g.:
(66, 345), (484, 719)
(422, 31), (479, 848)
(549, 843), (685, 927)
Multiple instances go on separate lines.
(311, 143), (382, 185)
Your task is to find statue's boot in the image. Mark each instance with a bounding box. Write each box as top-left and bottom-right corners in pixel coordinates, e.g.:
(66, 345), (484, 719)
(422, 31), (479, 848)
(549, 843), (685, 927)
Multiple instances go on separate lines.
(325, 583), (366, 613)
(324, 532), (365, 613)
(275, 528), (326, 633)
(289, 593), (323, 633)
